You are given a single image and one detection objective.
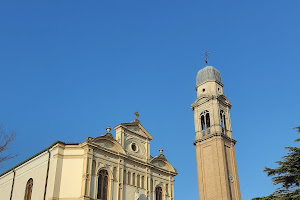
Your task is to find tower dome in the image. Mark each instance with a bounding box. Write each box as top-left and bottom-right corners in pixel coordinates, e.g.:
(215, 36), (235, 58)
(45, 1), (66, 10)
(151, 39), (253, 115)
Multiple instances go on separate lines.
(196, 66), (222, 87)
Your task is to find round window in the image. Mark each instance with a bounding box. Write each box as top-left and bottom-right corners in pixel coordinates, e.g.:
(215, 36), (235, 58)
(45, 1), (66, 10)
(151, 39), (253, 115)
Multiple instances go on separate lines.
(131, 143), (137, 152)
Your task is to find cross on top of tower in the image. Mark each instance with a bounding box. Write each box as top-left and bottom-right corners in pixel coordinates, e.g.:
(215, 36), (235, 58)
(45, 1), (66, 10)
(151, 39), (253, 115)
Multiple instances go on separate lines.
(203, 52), (210, 66)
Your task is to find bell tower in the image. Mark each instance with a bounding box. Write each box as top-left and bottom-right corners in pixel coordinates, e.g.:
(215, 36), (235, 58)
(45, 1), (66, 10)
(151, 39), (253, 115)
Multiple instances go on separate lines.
(191, 66), (241, 200)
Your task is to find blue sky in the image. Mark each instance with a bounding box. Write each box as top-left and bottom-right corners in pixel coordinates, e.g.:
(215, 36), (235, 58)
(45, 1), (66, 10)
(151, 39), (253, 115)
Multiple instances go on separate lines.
(0, 1), (299, 199)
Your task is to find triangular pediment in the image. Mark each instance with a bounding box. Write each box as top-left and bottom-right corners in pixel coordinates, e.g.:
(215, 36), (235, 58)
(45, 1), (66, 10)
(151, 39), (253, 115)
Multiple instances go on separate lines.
(121, 120), (153, 140)
(150, 154), (177, 174)
(191, 94), (232, 110)
(191, 95), (211, 110)
(217, 94), (232, 108)
(87, 134), (126, 155)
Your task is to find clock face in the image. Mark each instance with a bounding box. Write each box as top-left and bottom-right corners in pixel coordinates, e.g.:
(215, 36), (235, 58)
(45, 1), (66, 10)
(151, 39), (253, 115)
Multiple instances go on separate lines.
(229, 173), (234, 183)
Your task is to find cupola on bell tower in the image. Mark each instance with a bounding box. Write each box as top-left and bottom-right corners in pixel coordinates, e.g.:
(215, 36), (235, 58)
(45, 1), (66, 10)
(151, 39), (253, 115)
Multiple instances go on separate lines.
(191, 66), (241, 200)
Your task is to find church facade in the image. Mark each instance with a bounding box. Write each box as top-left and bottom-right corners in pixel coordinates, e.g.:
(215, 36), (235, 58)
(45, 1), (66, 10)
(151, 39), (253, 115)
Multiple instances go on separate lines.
(0, 65), (242, 200)
(192, 66), (241, 199)
(0, 117), (177, 200)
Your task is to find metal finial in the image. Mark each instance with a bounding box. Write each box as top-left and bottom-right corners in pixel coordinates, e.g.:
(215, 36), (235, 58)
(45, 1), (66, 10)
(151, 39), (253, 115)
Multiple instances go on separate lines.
(134, 111), (140, 120)
(159, 148), (163, 154)
(106, 126), (111, 133)
(203, 52), (210, 66)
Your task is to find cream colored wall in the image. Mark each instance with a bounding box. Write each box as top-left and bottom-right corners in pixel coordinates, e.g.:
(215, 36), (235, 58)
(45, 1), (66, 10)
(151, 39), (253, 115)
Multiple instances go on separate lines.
(0, 143), (86, 200)
(11, 151), (49, 200)
(124, 185), (138, 200)
(88, 147), (175, 200)
(46, 147), (63, 200)
(57, 147), (84, 199)
(196, 81), (223, 97)
(194, 81), (233, 141)
(58, 157), (83, 198)
(1, 133), (176, 200)
(0, 171), (14, 200)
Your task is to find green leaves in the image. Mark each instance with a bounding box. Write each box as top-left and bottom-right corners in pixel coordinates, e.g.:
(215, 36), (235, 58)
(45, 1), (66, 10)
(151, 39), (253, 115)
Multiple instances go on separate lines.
(252, 127), (300, 200)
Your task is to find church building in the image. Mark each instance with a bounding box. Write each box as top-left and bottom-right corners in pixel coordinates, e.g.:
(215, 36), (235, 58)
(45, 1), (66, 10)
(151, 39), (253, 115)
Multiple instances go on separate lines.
(0, 116), (177, 200)
(0, 64), (242, 200)
(192, 65), (242, 199)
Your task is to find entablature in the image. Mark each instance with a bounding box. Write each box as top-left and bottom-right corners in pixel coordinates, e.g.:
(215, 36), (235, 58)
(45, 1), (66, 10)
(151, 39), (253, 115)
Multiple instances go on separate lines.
(193, 132), (237, 146)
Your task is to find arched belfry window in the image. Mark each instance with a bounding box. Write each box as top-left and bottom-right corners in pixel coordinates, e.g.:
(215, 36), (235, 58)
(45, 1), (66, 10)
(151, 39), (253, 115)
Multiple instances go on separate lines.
(220, 110), (226, 131)
(24, 178), (33, 200)
(200, 110), (210, 130)
(97, 170), (109, 200)
(155, 186), (163, 200)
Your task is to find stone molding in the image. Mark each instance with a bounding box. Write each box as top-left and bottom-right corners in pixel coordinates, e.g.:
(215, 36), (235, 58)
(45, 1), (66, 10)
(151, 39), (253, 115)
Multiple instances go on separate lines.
(193, 132), (237, 146)
(191, 94), (232, 110)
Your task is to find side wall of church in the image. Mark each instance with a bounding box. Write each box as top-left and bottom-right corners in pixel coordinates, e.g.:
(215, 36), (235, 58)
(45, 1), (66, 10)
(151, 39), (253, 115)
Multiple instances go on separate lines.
(46, 145), (63, 200)
(0, 171), (14, 200)
(8, 151), (49, 200)
(0, 143), (85, 200)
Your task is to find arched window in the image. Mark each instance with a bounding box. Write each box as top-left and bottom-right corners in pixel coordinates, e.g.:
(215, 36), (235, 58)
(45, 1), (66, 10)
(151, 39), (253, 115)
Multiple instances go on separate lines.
(200, 110), (210, 131)
(24, 178), (33, 200)
(220, 110), (226, 132)
(205, 113), (210, 128)
(201, 115), (205, 130)
(155, 186), (163, 200)
(97, 170), (109, 200)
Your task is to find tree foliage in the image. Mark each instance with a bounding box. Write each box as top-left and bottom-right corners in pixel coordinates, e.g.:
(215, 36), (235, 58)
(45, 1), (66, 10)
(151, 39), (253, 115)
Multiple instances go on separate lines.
(0, 126), (16, 164)
(252, 127), (300, 200)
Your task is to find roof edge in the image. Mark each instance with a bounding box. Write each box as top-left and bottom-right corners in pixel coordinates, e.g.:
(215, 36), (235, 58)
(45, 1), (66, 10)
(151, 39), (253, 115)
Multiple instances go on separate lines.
(0, 141), (79, 177)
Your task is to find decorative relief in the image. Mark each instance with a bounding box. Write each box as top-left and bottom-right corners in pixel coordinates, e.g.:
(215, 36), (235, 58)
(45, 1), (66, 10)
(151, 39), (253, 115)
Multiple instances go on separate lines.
(98, 141), (114, 148)
(124, 138), (146, 156)
(153, 161), (166, 168)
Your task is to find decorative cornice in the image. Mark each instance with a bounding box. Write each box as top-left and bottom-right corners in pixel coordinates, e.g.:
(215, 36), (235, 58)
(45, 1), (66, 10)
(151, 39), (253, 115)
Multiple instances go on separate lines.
(0, 141), (79, 178)
(191, 94), (232, 110)
(217, 94), (232, 108)
(193, 132), (237, 146)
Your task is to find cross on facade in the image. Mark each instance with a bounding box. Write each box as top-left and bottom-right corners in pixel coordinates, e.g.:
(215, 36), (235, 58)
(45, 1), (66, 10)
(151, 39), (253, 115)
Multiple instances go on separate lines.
(134, 111), (140, 120)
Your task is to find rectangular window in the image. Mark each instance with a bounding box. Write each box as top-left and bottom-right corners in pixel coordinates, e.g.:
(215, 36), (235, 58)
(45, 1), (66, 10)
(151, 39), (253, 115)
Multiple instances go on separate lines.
(141, 176), (145, 189)
(128, 172), (131, 185)
(123, 170), (126, 184)
(133, 173), (136, 186)
(166, 183), (169, 195)
(137, 175), (140, 188)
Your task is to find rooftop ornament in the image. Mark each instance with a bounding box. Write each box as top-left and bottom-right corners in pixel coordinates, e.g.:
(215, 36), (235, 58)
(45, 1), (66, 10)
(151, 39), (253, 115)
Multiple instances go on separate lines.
(106, 126), (111, 133)
(159, 148), (164, 154)
(134, 111), (140, 122)
(203, 51), (210, 66)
